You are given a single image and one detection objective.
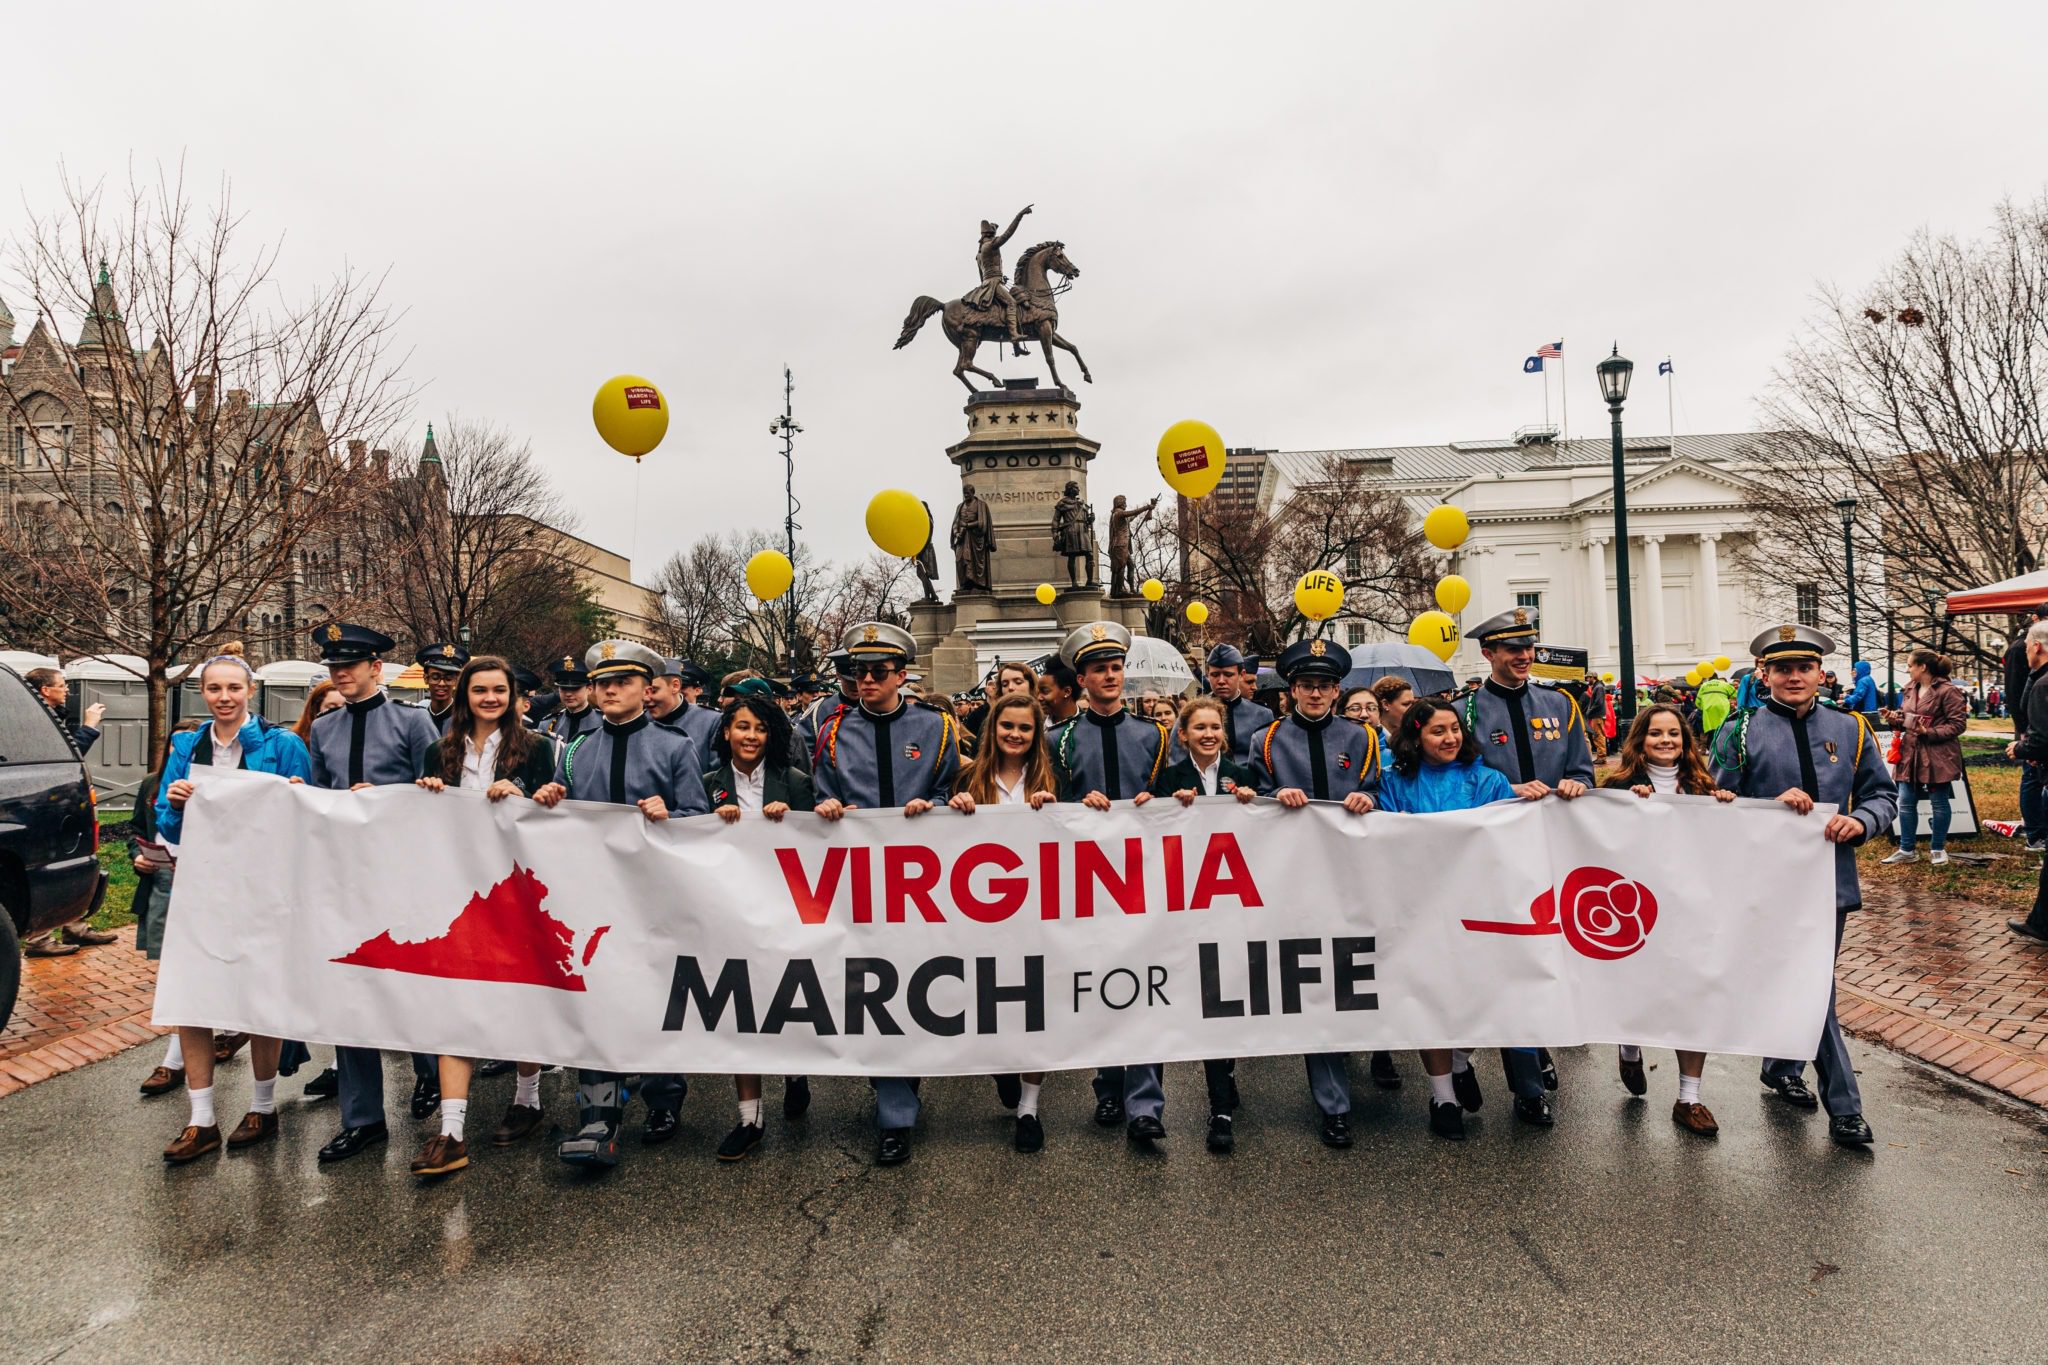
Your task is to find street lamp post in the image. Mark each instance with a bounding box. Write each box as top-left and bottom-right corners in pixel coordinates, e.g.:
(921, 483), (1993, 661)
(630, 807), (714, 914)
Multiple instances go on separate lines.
(769, 365), (804, 675)
(458, 622), (472, 649)
(1835, 495), (1860, 669)
(1597, 345), (1638, 725)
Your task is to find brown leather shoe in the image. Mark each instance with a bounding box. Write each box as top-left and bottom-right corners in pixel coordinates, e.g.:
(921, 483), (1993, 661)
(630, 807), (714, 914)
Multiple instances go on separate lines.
(1618, 1052), (1648, 1096)
(64, 925), (120, 946)
(164, 1124), (222, 1163)
(226, 1110), (278, 1148)
(411, 1134), (470, 1177)
(1672, 1100), (1720, 1136)
(23, 938), (80, 957)
(212, 1032), (250, 1063)
(491, 1103), (544, 1147)
(140, 1066), (186, 1097)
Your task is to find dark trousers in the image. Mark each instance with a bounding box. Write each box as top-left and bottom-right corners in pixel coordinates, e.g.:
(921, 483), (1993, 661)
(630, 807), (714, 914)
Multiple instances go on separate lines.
(1761, 909), (1862, 1118)
(2023, 761), (2047, 845)
(2027, 851), (2048, 938)
(576, 1070), (686, 1119)
(337, 1047), (437, 1130)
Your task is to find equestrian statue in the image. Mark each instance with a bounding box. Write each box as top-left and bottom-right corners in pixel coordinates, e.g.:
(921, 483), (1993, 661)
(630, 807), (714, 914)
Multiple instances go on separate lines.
(894, 203), (1094, 393)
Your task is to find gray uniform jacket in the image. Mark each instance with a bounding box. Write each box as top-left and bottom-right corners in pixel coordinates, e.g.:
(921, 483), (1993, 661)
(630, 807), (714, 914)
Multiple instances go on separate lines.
(1466, 680), (1595, 788)
(1052, 710), (1172, 801)
(553, 713), (712, 814)
(1711, 698), (1897, 910)
(1247, 713), (1380, 800)
(811, 701), (960, 806)
(540, 705), (603, 746)
(798, 693), (854, 767)
(655, 702), (721, 760)
(308, 692), (442, 790)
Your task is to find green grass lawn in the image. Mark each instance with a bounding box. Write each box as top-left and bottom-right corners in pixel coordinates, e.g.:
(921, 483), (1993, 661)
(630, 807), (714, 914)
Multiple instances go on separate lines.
(89, 830), (141, 933)
(1857, 759), (2039, 910)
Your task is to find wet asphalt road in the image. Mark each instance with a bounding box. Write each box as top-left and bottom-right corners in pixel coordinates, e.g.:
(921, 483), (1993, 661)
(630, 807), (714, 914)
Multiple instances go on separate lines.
(3, 1042), (2044, 1364)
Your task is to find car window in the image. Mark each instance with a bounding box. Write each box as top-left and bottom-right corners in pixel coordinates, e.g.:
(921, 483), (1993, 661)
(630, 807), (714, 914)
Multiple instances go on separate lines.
(0, 672), (78, 764)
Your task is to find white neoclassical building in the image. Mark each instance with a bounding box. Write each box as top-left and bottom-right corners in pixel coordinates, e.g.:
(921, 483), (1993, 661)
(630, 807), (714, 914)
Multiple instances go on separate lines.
(1261, 432), (1830, 680)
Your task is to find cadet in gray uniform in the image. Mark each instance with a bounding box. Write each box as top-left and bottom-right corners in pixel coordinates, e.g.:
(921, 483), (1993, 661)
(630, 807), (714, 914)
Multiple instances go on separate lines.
(811, 622), (961, 1168)
(415, 641), (469, 734)
(305, 624), (445, 1165)
(1246, 636), (1379, 1149)
(1205, 644), (1277, 767)
(1711, 624), (1895, 1147)
(652, 656), (722, 759)
(533, 640), (712, 1169)
(538, 654), (603, 746)
(796, 650), (856, 766)
(1046, 623), (1175, 1143)
(1460, 605), (1594, 1126)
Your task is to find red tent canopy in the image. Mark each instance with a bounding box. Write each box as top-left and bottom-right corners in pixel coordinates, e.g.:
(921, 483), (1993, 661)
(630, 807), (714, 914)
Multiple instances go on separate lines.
(1945, 570), (2048, 617)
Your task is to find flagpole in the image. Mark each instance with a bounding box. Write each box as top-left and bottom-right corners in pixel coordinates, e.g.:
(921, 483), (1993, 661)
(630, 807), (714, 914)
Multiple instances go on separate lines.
(1559, 338), (1567, 442)
(1666, 360), (1675, 453)
(1543, 360), (1551, 430)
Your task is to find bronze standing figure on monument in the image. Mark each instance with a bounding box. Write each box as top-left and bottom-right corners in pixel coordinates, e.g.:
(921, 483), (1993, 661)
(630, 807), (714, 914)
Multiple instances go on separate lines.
(895, 206), (1095, 393)
(1051, 481), (1096, 589)
(1108, 494), (1159, 598)
(913, 500), (942, 602)
(951, 485), (994, 593)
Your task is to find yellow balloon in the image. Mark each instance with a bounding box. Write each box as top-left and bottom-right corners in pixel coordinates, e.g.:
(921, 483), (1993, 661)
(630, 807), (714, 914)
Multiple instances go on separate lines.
(1434, 574), (1472, 615)
(745, 549), (794, 601)
(1408, 610), (1459, 662)
(1684, 670), (1702, 686)
(1156, 420), (1227, 499)
(1186, 601), (1210, 625)
(1423, 505), (1470, 551)
(1293, 569), (1344, 622)
(1713, 655), (1732, 672)
(1035, 582), (1057, 605)
(1601, 672), (1616, 683)
(1141, 577), (1165, 603)
(1697, 661), (1715, 678)
(865, 489), (930, 559)
(592, 375), (669, 458)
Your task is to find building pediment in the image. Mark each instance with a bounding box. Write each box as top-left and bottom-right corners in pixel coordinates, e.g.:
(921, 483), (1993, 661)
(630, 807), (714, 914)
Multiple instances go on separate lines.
(1570, 457), (1758, 513)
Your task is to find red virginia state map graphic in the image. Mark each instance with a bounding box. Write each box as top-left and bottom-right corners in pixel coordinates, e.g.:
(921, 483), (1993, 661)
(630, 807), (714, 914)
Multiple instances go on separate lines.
(332, 864), (607, 991)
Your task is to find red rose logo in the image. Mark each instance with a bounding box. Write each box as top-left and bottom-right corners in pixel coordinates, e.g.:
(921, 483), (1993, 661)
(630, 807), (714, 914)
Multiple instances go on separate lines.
(1462, 865), (1657, 961)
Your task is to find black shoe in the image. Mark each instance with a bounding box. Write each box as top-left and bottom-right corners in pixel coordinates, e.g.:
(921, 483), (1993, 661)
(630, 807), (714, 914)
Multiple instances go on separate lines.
(1126, 1115), (1166, 1143)
(1093, 1096), (1125, 1127)
(1451, 1066), (1483, 1112)
(1618, 1052), (1648, 1096)
(303, 1067), (339, 1100)
(1512, 1094), (1554, 1127)
(1319, 1113), (1352, 1148)
(409, 1076), (440, 1120)
(1764, 1074), (1820, 1110)
(2007, 919), (2048, 944)
(558, 1113), (622, 1168)
(476, 1059), (517, 1078)
(717, 1121), (764, 1161)
(1428, 1100), (1466, 1140)
(1015, 1113), (1044, 1154)
(1369, 1051), (1401, 1090)
(317, 1121), (388, 1164)
(994, 1073), (1023, 1110)
(782, 1076), (811, 1121)
(643, 1107), (680, 1145)
(1538, 1048), (1559, 1091)
(1206, 1112), (1235, 1154)
(876, 1127), (913, 1166)
(1829, 1113), (1874, 1146)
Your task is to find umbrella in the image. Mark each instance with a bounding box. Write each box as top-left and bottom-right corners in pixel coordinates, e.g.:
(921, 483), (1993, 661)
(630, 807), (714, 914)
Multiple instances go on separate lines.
(1123, 636), (1196, 696)
(1337, 642), (1455, 697)
(1944, 569), (2048, 617)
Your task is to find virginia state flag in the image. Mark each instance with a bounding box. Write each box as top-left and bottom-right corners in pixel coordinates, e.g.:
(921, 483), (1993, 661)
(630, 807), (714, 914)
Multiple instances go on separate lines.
(1523, 356), (1544, 374)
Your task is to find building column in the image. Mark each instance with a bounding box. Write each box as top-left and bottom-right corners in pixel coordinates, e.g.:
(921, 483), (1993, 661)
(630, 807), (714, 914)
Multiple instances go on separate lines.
(1640, 533), (1667, 664)
(1696, 532), (1722, 659)
(1585, 537), (1609, 662)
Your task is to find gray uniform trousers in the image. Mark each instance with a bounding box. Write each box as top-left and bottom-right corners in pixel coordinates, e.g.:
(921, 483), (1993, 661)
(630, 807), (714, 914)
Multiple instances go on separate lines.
(337, 1047), (438, 1130)
(1761, 909), (1861, 1117)
(1106, 1057), (1350, 1120)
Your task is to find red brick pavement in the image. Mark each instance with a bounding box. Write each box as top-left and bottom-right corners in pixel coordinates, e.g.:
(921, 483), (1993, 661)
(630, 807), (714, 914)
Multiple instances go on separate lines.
(0, 925), (165, 1097)
(1840, 885), (2048, 1109)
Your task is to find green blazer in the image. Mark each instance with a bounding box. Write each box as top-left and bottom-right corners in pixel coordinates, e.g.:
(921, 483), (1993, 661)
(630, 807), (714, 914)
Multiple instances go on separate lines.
(703, 761), (816, 812)
(1151, 754), (1257, 799)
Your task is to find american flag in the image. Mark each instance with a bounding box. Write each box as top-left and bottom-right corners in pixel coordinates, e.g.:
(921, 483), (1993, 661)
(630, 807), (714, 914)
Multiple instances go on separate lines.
(1536, 340), (1563, 359)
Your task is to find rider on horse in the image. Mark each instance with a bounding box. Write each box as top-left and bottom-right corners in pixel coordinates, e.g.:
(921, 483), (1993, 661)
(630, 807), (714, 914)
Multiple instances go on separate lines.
(969, 204), (1033, 356)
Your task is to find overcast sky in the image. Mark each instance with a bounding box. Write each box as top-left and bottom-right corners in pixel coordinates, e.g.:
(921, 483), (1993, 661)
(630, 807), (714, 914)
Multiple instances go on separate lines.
(7, 1), (2047, 581)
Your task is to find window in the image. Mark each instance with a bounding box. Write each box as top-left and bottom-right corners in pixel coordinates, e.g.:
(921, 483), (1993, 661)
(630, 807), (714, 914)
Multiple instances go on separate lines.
(0, 674), (78, 763)
(1345, 622), (1367, 646)
(1796, 583), (1820, 627)
(1344, 547), (1362, 578)
(1516, 591), (1542, 612)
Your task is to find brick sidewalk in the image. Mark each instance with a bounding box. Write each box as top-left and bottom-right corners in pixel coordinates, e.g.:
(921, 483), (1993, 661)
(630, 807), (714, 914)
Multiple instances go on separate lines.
(1839, 885), (2048, 1108)
(0, 925), (165, 1097)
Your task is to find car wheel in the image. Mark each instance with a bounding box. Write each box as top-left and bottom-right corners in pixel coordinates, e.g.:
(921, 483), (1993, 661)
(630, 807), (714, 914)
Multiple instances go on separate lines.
(0, 912), (19, 1031)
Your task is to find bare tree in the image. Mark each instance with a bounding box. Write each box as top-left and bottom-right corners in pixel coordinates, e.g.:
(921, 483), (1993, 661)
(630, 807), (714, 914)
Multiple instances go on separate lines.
(0, 166), (410, 757)
(651, 530), (914, 673)
(1742, 191), (2048, 668)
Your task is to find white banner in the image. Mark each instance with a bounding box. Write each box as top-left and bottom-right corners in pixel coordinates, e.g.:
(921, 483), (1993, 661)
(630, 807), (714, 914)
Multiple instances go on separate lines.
(154, 773), (1839, 1073)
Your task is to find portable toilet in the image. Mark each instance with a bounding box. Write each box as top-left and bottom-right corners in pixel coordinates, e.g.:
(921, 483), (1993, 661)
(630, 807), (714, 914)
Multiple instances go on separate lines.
(257, 659), (329, 727)
(0, 650), (60, 676)
(61, 654), (153, 810)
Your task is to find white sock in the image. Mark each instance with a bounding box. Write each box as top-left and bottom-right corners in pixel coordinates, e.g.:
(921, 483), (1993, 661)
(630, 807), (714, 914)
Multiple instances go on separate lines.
(1017, 1082), (1042, 1119)
(1428, 1072), (1457, 1105)
(440, 1098), (467, 1141)
(514, 1071), (541, 1108)
(1678, 1074), (1702, 1105)
(164, 1034), (185, 1069)
(739, 1098), (763, 1127)
(188, 1085), (215, 1128)
(250, 1077), (277, 1115)
(1619, 1045), (1643, 1063)
(1451, 1050), (1472, 1074)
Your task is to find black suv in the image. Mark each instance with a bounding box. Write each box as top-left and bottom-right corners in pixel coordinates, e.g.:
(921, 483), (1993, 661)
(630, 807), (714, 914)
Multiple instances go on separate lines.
(0, 664), (106, 1026)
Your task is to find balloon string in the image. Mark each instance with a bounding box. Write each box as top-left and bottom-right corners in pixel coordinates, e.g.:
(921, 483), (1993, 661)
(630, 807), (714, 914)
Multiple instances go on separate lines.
(631, 458), (643, 567)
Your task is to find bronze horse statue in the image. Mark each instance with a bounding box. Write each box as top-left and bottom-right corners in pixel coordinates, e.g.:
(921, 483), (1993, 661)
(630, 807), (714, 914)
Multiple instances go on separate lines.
(895, 241), (1093, 393)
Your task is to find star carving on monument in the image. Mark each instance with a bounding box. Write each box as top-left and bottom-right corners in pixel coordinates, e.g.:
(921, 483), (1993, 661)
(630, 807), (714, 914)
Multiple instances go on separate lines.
(1026, 411), (1039, 423)
(1007, 412), (1020, 424)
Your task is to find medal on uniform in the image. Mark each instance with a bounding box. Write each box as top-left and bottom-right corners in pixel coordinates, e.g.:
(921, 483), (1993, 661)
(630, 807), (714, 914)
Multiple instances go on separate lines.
(1824, 740), (1838, 764)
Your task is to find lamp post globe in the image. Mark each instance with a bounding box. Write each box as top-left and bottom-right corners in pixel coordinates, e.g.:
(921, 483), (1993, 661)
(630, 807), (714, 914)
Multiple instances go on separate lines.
(1600, 345), (1639, 723)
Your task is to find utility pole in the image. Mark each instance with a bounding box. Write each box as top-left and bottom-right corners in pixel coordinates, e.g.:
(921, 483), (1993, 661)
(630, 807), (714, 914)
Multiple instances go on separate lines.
(769, 366), (804, 675)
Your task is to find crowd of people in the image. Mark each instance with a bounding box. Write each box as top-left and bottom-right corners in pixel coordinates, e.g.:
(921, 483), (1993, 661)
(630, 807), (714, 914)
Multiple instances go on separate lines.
(125, 601), (1898, 1180)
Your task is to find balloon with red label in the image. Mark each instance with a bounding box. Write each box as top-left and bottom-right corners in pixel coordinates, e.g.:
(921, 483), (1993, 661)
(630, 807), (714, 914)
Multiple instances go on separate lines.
(1156, 420), (1226, 499)
(592, 375), (669, 459)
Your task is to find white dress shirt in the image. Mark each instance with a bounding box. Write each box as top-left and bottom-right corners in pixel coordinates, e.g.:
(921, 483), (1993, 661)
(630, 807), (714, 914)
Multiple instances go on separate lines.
(460, 729), (503, 792)
(731, 761), (766, 812)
